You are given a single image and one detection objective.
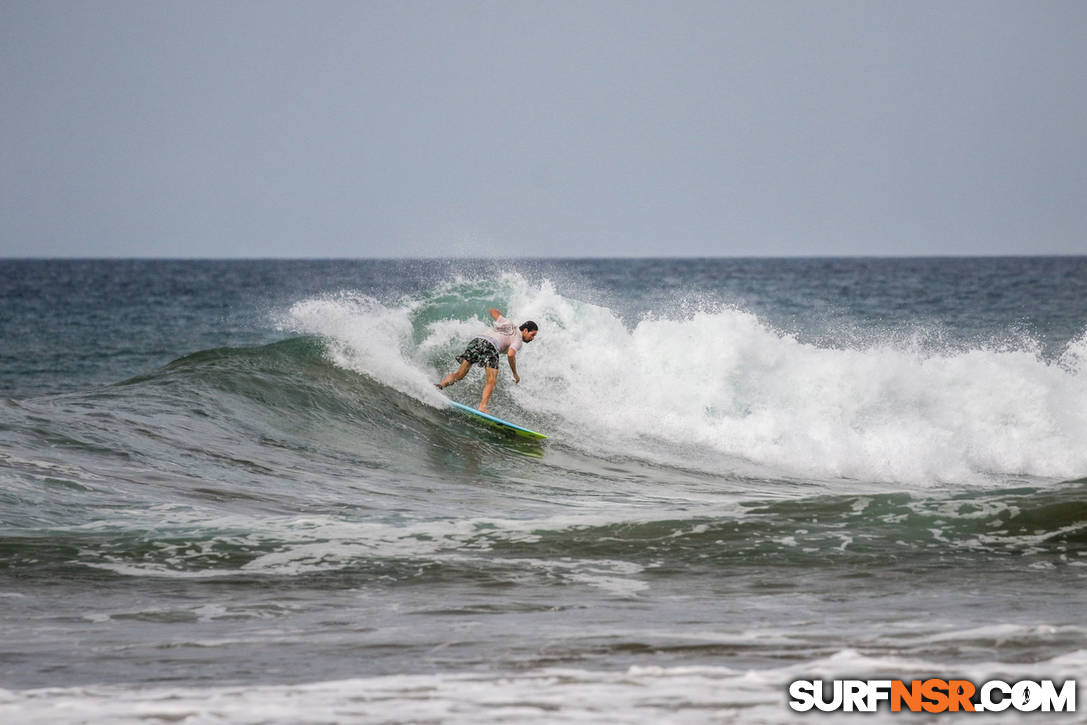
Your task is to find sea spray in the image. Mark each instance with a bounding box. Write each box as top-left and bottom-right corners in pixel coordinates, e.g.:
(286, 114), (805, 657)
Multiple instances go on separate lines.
(282, 271), (1087, 485)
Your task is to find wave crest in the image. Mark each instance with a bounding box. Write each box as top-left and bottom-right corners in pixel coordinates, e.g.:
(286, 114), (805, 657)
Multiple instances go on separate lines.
(281, 272), (1087, 485)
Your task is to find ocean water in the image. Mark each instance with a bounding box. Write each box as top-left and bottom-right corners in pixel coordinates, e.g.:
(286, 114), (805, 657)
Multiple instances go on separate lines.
(1, 257), (1085, 723)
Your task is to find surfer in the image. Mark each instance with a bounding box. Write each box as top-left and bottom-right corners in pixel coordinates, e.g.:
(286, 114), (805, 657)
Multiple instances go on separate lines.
(436, 308), (538, 414)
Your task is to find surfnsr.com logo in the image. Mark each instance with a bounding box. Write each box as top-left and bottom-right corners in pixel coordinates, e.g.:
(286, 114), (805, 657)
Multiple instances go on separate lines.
(788, 679), (1077, 713)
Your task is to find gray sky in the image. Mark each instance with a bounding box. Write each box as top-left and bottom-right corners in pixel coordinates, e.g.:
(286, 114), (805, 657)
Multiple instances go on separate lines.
(2, 0), (1086, 258)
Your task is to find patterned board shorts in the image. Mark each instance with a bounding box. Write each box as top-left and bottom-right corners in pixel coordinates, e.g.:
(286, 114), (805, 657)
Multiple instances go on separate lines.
(456, 337), (500, 369)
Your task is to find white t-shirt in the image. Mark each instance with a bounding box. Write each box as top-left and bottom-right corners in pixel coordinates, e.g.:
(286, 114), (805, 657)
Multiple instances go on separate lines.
(479, 315), (524, 355)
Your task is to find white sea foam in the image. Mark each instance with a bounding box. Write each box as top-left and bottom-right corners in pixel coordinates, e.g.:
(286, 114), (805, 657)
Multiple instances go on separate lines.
(75, 512), (660, 594)
(283, 274), (1087, 486)
(3, 649), (1082, 724)
(279, 291), (446, 403)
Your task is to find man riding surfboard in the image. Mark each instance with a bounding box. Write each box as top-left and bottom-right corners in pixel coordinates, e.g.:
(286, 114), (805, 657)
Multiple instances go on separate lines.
(436, 308), (538, 414)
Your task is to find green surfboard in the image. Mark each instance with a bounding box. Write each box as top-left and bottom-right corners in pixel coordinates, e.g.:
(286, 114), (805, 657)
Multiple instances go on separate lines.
(447, 400), (547, 439)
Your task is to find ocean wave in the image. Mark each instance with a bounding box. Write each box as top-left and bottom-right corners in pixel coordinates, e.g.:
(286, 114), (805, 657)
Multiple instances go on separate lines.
(4, 649), (1084, 725)
(2, 271), (1085, 546)
(280, 272), (1087, 486)
(7, 483), (1084, 584)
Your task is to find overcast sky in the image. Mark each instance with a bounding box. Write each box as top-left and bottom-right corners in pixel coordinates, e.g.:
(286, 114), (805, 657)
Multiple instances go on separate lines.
(2, 1), (1086, 258)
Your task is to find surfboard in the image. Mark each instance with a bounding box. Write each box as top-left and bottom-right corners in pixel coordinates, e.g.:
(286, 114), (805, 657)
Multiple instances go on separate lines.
(447, 400), (547, 439)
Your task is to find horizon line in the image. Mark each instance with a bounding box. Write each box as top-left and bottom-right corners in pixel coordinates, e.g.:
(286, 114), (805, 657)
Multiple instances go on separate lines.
(3, 253), (1086, 262)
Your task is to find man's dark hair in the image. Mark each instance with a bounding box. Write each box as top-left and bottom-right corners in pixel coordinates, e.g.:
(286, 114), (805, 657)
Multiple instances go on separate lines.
(520, 321), (538, 332)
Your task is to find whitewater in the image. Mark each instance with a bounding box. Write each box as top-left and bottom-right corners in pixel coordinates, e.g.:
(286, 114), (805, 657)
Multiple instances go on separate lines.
(285, 270), (1087, 485)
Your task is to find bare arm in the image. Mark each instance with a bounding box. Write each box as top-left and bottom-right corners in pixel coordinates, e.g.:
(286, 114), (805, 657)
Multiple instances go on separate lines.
(507, 348), (520, 383)
(488, 308), (502, 321)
